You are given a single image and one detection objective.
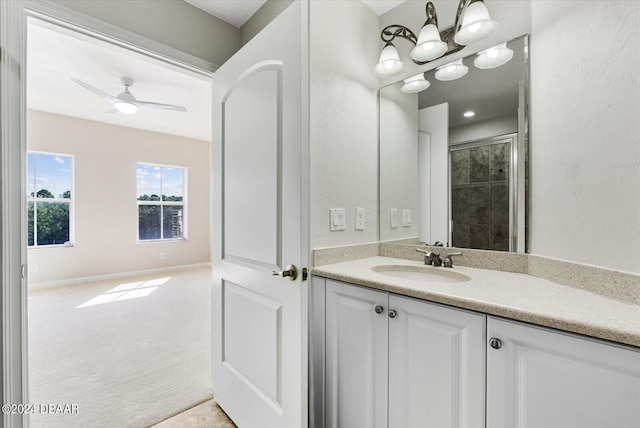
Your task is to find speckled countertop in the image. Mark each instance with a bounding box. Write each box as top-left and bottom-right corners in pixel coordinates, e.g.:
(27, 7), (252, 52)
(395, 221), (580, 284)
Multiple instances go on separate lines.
(311, 256), (640, 349)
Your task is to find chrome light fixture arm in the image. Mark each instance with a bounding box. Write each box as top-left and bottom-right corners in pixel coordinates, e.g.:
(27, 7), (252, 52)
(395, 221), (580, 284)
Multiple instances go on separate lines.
(379, 0), (469, 66)
(380, 24), (418, 45)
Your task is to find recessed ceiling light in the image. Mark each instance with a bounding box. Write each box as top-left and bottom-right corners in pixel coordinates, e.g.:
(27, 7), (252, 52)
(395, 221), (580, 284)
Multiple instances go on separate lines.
(464, 111), (475, 117)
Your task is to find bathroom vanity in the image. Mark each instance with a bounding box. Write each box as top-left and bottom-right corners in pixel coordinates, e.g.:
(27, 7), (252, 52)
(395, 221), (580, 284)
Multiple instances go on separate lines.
(309, 257), (640, 428)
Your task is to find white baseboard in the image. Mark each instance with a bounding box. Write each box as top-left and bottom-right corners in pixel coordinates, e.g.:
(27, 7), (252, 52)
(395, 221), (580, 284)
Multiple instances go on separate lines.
(28, 262), (212, 291)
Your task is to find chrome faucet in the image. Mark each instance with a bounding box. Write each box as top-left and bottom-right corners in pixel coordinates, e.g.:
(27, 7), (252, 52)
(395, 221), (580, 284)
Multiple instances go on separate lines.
(416, 248), (442, 266)
(443, 252), (462, 268)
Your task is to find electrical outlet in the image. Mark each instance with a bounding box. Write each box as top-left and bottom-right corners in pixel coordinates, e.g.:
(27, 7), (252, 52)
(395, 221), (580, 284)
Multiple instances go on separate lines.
(402, 209), (411, 227)
(330, 208), (346, 231)
(390, 209), (398, 229)
(160, 252), (167, 260)
(31, 264), (39, 273)
(355, 207), (365, 230)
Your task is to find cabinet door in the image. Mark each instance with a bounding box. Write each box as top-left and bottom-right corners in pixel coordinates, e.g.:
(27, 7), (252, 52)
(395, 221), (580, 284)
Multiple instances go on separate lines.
(487, 317), (640, 428)
(388, 295), (486, 428)
(325, 280), (388, 428)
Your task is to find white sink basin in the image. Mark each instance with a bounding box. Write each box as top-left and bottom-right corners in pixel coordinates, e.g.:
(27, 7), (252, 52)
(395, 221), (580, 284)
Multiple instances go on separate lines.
(372, 265), (471, 283)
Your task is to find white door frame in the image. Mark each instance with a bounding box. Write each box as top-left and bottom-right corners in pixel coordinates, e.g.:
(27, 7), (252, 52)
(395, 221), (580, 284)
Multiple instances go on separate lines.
(0, 2), (216, 426)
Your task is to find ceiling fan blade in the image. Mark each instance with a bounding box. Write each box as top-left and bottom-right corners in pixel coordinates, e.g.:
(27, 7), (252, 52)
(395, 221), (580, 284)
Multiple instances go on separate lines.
(135, 100), (188, 112)
(71, 78), (120, 104)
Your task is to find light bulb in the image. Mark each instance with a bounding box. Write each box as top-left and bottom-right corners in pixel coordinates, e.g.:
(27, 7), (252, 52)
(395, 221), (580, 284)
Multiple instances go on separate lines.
(468, 22), (482, 33)
(114, 101), (139, 115)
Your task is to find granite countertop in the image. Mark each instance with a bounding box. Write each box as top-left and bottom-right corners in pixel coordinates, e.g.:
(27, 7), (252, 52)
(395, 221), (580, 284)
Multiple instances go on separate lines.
(311, 256), (640, 349)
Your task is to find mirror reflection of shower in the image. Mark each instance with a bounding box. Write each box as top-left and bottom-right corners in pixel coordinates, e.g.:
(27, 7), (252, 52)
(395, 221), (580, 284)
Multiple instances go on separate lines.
(449, 134), (517, 251)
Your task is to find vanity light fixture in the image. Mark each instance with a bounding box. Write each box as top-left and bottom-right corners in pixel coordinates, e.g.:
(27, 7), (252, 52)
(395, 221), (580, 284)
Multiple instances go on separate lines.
(463, 110), (475, 117)
(474, 42), (513, 69)
(453, 0), (498, 45)
(374, 42), (405, 77)
(401, 73), (431, 93)
(374, 0), (498, 78)
(435, 59), (468, 81)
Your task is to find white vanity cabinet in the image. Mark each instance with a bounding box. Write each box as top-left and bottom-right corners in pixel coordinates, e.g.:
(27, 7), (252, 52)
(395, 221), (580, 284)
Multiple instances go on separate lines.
(317, 278), (486, 428)
(487, 317), (640, 428)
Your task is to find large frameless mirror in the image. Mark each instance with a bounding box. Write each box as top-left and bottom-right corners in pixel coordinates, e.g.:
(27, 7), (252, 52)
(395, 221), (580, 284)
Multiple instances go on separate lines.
(379, 35), (528, 252)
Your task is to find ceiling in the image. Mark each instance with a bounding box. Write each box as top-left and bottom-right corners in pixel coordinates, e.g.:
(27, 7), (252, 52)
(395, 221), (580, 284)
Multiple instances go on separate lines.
(27, 18), (212, 142)
(183, 0), (406, 26)
(361, 0), (407, 16)
(184, 0), (268, 27)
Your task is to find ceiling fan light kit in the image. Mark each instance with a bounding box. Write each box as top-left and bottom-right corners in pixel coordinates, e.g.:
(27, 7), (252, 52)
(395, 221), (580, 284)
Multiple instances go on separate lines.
(71, 77), (188, 114)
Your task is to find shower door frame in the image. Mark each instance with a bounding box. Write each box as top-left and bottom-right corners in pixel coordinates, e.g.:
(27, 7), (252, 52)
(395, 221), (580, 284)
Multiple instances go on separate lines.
(448, 133), (519, 252)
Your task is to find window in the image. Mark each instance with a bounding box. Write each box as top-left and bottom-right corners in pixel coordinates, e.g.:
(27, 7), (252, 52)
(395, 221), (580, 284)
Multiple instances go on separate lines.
(27, 152), (73, 247)
(137, 163), (186, 241)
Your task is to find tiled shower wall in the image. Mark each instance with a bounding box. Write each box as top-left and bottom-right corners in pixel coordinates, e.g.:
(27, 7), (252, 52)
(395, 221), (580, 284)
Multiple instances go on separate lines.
(451, 141), (510, 251)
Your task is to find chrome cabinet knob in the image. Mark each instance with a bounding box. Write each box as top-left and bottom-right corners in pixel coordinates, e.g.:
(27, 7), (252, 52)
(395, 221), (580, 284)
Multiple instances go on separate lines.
(374, 305), (384, 314)
(489, 338), (502, 349)
(388, 309), (398, 319)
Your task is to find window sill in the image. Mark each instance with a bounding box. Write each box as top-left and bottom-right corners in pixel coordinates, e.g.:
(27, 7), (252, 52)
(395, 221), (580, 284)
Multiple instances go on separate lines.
(28, 243), (74, 250)
(136, 238), (187, 244)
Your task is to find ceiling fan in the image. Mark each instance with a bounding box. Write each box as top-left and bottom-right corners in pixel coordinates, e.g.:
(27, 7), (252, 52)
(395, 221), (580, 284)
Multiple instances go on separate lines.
(71, 77), (188, 115)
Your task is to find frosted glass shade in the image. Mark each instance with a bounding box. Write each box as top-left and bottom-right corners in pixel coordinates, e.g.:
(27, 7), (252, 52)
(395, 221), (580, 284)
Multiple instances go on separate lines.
(454, 1), (498, 45)
(114, 101), (139, 114)
(374, 42), (404, 77)
(435, 59), (468, 81)
(474, 43), (514, 69)
(401, 74), (430, 93)
(410, 23), (447, 62)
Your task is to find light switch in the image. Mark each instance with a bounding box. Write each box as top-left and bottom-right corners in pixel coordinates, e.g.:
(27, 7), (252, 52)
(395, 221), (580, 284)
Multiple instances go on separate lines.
(330, 208), (346, 231)
(390, 208), (398, 229)
(355, 207), (365, 230)
(402, 209), (411, 227)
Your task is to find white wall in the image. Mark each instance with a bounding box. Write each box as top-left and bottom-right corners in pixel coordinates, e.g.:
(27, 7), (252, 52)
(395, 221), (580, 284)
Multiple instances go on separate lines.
(310, 0), (380, 249)
(530, 1), (640, 273)
(27, 110), (210, 284)
(52, 0), (239, 66)
(379, 82), (419, 242)
(419, 103), (449, 245)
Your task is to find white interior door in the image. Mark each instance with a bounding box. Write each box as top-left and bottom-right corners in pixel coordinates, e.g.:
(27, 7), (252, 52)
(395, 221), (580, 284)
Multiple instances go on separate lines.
(211, 2), (308, 428)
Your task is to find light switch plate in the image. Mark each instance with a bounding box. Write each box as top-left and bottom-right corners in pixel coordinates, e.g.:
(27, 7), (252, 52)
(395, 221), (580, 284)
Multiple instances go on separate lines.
(390, 208), (398, 229)
(355, 207), (365, 230)
(330, 208), (346, 231)
(402, 209), (411, 227)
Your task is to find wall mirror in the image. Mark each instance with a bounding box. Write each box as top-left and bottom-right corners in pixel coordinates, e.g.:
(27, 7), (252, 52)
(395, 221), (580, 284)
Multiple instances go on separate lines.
(379, 35), (528, 252)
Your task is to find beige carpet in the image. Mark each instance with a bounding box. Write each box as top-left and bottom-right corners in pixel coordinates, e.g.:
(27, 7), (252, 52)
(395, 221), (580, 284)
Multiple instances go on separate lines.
(28, 267), (212, 428)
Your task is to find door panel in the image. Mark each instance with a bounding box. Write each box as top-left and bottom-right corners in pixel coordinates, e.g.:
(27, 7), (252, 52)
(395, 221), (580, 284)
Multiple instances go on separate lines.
(223, 65), (281, 267)
(211, 2), (307, 427)
(222, 280), (282, 408)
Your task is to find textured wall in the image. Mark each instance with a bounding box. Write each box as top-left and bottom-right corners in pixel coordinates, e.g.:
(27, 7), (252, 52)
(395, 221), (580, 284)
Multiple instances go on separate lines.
(27, 111), (210, 284)
(530, 1), (640, 273)
(310, 0), (380, 249)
